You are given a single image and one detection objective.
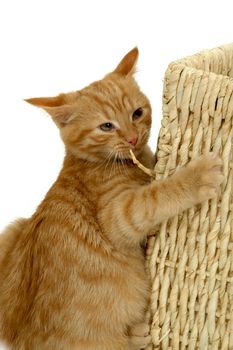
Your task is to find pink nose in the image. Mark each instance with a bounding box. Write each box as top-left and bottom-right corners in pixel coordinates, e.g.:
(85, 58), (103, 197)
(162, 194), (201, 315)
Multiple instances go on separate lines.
(126, 135), (138, 147)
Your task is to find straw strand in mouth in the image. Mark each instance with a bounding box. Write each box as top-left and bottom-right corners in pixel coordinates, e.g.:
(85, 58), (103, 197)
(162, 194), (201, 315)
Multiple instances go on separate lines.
(129, 150), (155, 178)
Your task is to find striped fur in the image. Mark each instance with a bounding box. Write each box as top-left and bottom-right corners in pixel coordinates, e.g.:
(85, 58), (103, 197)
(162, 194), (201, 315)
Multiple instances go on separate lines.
(0, 48), (223, 349)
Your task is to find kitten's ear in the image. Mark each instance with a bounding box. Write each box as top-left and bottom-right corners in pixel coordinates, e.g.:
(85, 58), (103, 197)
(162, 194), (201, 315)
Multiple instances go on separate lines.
(113, 47), (139, 76)
(25, 95), (74, 127)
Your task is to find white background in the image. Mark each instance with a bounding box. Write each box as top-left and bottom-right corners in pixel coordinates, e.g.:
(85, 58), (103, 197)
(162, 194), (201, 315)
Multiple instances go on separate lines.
(0, 0), (232, 232)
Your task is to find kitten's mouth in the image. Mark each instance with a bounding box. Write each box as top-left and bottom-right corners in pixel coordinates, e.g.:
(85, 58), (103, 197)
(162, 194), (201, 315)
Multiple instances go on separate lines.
(115, 157), (134, 165)
(116, 151), (141, 165)
(114, 148), (140, 165)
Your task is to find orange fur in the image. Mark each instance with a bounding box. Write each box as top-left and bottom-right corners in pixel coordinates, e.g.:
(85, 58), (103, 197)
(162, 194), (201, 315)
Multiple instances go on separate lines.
(0, 48), (223, 350)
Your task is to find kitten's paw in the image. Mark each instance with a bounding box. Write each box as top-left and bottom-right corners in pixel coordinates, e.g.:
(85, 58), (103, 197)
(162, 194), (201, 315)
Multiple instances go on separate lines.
(130, 334), (151, 349)
(186, 153), (224, 203)
(129, 323), (151, 349)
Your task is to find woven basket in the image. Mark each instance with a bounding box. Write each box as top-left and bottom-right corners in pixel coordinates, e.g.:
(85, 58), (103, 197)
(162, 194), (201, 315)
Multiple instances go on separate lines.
(146, 44), (233, 349)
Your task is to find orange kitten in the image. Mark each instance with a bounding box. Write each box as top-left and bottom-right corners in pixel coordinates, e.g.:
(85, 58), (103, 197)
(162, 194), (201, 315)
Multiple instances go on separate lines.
(0, 48), (223, 350)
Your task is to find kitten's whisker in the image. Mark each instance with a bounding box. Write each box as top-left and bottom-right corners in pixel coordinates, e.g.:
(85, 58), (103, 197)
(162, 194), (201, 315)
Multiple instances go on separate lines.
(109, 152), (118, 179)
(116, 151), (123, 177)
(113, 149), (130, 178)
(91, 150), (114, 176)
(103, 150), (116, 178)
(119, 151), (130, 178)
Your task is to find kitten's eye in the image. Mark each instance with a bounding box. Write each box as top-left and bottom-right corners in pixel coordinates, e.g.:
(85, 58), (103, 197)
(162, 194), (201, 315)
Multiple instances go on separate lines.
(132, 108), (143, 120)
(99, 122), (115, 132)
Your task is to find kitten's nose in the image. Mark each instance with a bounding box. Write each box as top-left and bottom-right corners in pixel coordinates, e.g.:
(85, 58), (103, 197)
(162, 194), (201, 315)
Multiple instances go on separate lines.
(126, 135), (138, 147)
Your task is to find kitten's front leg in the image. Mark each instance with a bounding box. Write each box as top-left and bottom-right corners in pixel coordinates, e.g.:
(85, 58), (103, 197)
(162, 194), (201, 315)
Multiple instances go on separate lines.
(152, 152), (224, 224)
(100, 153), (224, 242)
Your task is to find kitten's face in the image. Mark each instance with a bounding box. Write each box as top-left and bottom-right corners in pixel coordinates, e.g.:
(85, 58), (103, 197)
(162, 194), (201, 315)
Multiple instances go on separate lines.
(26, 48), (152, 162)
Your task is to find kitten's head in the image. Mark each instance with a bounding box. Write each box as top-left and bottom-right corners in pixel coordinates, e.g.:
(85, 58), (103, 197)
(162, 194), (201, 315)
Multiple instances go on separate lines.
(26, 48), (152, 162)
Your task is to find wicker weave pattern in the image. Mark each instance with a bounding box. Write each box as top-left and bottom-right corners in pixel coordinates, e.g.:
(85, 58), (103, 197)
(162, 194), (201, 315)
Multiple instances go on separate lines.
(146, 44), (233, 349)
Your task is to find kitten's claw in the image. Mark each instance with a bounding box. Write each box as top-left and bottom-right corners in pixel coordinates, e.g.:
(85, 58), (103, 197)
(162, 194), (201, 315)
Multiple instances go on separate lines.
(130, 334), (151, 349)
(185, 152), (224, 203)
(129, 323), (151, 349)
